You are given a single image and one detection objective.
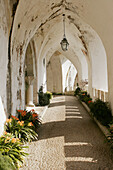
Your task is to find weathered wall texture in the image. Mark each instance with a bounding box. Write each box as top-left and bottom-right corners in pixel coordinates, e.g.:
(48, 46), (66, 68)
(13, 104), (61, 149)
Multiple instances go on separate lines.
(0, 0), (9, 134)
(0, 0), (110, 115)
(0, 0), (8, 111)
(47, 53), (62, 93)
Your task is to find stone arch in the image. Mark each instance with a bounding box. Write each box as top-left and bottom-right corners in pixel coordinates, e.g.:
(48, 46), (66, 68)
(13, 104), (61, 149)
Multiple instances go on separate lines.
(24, 40), (37, 106)
(10, 0), (110, 112)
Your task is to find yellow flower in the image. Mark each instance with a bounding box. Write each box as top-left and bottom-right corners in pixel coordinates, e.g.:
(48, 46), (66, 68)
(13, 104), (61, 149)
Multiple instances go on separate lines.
(6, 118), (12, 123)
(17, 121), (24, 126)
(12, 138), (17, 143)
(28, 122), (33, 126)
(6, 137), (10, 140)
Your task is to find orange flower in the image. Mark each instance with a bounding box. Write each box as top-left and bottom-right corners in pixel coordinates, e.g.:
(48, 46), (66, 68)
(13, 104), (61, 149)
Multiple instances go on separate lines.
(110, 125), (113, 129)
(32, 113), (38, 118)
(17, 110), (24, 113)
(11, 115), (19, 120)
(28, 122), (33, 126)
(6, 118), (12, 123)
(12, 138), (17, 143)
(21, 111), (26, 117)
(82, 93), (85, 95)
(4, 131), (7, 135)
(17, 121), (24, 126)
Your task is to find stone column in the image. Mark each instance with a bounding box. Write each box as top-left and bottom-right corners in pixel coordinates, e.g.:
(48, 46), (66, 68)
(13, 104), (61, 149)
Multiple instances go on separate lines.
(105, 92), (108, 102)
(101, 91), (104, 101)
(25, 76), (34, 107)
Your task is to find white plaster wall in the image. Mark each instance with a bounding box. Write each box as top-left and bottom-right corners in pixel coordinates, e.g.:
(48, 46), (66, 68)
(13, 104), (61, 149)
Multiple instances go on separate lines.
(47, 53), (62, 93)
(89, 39), (108, 92)
(61, 55), (77, 92)
(0, 0), (9, 134)
(38, 57), (47, 93)
(0, 0), (8, 111)
(68, 65), (77, 91)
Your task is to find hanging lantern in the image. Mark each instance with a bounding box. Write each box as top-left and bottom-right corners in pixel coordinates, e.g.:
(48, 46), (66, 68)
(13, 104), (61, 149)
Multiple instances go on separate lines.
(60, 14), (69, 51)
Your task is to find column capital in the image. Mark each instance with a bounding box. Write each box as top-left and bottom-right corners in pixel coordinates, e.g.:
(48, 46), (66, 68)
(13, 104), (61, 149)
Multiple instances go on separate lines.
(25, 76), (34, 85)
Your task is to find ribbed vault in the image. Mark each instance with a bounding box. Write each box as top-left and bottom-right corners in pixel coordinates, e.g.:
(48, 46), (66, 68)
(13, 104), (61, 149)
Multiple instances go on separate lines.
(10, 0), (109, 112)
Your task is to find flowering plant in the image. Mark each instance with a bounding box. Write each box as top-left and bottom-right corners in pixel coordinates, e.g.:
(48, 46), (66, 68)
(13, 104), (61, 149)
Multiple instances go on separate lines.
(0, 132), (28, 169)
(88, 100), (92, 104)
(5, 116), (38, 143)
(17, 109), (41, 131)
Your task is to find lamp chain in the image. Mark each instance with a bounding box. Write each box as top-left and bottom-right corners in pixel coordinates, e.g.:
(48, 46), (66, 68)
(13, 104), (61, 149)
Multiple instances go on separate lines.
(63, 14), (66, 38)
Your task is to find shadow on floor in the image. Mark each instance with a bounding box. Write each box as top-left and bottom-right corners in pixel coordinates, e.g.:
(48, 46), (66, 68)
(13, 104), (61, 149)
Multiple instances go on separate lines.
(38, 98), (113, 169)
(49, 101), (65, 108)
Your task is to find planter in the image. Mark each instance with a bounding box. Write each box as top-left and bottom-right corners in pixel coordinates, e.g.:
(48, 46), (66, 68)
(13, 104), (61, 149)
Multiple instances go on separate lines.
(76, 96), (111, 138)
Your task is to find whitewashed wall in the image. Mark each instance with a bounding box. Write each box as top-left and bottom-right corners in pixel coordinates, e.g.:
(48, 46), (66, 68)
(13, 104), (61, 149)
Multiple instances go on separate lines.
(0, 0), (9, 134)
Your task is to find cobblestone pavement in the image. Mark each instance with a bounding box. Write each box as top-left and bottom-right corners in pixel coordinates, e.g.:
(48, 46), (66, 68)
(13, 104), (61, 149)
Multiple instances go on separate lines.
(20, 96), (113, 170)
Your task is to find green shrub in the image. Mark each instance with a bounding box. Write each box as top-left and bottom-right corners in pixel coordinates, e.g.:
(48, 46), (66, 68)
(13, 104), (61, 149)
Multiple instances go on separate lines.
(78, 91), (88, 101)
(52, 92), (63, 95)
(5, 117), (38, 143)
(0, 152), (15, 170)
(83, 96), (91, 104)
(74, 87), (81, 96)
(90, 99), (112, 126)
(52, 92), (57, 95)
(107, 124), (113, 147)
(39, 93), (50, 106)
(0, 133), (28, 169)
(38, 86), (50, 106)
(57, 93), (63, 95)
(46, 91), (52, 99)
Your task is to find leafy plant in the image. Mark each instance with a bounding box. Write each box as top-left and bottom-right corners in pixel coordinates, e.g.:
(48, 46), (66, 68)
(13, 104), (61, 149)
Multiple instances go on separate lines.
(5, 117), (38, 143)
(107, 124), (113, 147)
(46, 91), (52, 99)
(74, 87), (81, 96)
(39, 93), (50, 106)
(38, 86), (50, 106)
(78, 91), (88, 101)
(52, 92), (63, 95)
(0, 132), (28, 169)
(0, 152), (15, 170)
(90, 99), (112, 126)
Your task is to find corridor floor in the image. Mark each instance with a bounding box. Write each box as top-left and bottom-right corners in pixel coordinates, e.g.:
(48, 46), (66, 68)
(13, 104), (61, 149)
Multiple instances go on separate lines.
(21, 96), (113, 170)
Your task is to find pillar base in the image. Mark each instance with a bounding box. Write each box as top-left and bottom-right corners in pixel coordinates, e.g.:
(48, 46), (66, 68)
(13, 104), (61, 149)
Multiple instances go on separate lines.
(26, 102), (35, 107)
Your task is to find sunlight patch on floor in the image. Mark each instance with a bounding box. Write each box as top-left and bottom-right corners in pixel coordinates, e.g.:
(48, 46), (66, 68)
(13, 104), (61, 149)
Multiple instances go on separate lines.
(66, 106), (78, 109)
(66, 112), (81, 114)
(66, 108), (80, 111)
(65, 116), (83, 119)
(65, 157), (97, 163)
(65, 142), (92, 146)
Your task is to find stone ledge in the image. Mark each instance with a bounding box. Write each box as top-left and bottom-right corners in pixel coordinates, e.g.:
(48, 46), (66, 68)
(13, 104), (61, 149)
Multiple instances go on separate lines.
(39, 105), (48, 120)
(26, 105), (48, 120)
(77, 96), (111, 138)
